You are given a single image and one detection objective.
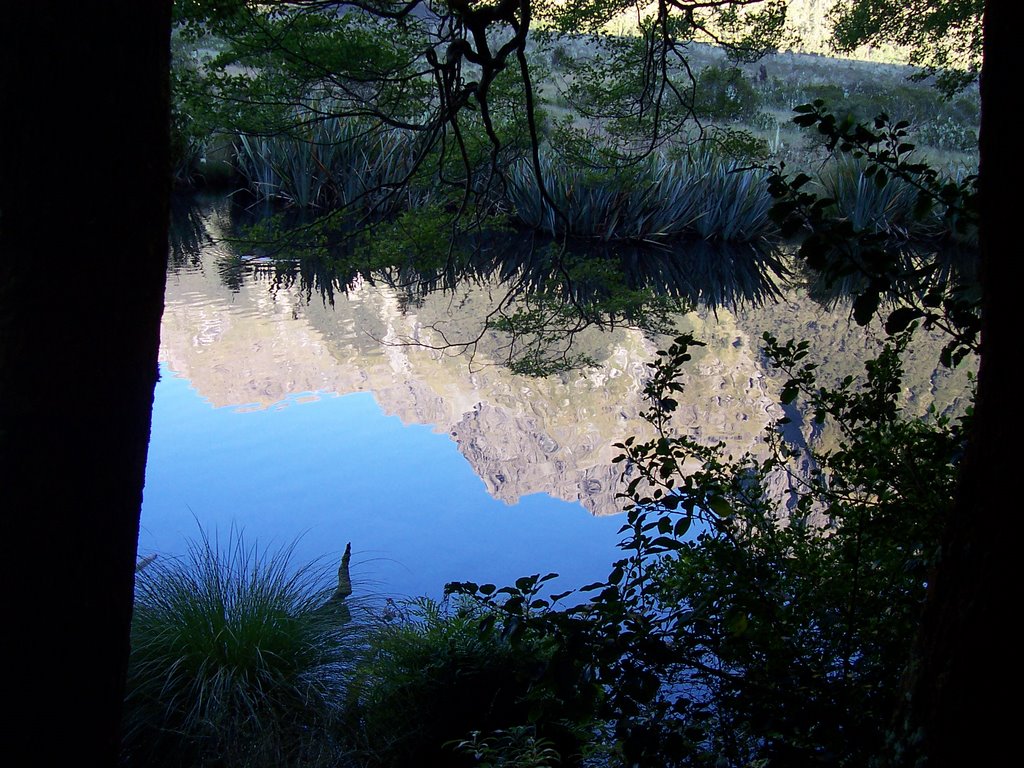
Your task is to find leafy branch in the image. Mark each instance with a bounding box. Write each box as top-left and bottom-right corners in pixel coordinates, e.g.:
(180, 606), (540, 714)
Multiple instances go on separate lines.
(768, 100), (980, 366)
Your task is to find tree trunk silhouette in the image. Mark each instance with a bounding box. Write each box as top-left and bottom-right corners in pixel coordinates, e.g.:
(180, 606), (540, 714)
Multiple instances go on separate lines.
(911, 1), (1011, 765)
(1, 3), (171, 765)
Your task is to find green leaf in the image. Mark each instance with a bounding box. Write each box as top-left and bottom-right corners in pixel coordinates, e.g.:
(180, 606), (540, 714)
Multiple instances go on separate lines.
(515, 575), (537, 593)
(853, 291), (881, 326)
(885, 307), (922, 335)
(707, 496), (734, 517)
(651, 536), (683, 551)
(726, 612), (749, 637)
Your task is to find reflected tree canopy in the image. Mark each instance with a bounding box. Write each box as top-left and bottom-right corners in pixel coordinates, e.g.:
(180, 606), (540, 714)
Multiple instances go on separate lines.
(172, 193), (797, 372)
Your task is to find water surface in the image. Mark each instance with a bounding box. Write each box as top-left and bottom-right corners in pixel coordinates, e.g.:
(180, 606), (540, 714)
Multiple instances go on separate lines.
(140, 196), (973, 598)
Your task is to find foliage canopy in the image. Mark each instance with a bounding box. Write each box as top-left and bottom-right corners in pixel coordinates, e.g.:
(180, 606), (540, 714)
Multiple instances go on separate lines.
(829, 0), (984, 95)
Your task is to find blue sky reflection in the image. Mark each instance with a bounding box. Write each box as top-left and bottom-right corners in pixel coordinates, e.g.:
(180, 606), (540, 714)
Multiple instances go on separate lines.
(140, 364), (626, 600)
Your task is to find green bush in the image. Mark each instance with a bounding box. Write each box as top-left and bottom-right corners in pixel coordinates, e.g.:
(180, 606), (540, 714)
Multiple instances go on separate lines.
(819, 155), (921, 235)
(452, 726), (563, 768)
(914, 117), (979, 152)
(693, 65), (761, 122)
(651, 332), (960, 766)
(550, 43), (573, 71)
(122, 533), (357, 768)
(169, 41), (211, 187)
(233, 118), (427, 211)
(341, 597), (581, 768)
(451, 327), (969, 766)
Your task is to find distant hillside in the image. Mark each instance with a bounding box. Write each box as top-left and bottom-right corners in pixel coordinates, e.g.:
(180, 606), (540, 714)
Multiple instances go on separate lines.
(783, 0), (906, 64)
(590, 0), (910, 66)
(785, 0), (843, 54)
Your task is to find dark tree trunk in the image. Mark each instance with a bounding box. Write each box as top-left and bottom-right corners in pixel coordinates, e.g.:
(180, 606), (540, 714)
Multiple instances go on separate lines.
(1, 3), (171, 765)
(912, 0), (1011, 764)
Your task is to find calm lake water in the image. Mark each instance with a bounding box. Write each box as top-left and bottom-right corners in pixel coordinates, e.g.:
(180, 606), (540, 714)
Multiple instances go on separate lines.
(139, 196), (972, 599)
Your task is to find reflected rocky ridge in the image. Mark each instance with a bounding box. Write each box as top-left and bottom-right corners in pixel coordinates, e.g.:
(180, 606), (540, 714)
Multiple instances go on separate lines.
(161, 196), (974, 516)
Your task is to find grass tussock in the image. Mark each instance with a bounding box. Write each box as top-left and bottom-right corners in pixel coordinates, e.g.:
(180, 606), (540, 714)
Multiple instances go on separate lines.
(818, 155), (919, 236)
(123, 533), (358, 768)
(507, 148), (774, 243)
(234, 118), (426, 212)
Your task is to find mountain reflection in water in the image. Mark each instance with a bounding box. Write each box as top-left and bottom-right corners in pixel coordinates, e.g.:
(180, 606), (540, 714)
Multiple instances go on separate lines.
(140, 195), (974, 598)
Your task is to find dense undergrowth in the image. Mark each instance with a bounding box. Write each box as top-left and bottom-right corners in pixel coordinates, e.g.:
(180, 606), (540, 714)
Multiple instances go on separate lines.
(182, 116), (974, 247)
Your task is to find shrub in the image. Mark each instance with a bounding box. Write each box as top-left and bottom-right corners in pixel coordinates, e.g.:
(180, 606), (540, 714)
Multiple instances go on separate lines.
(550, 43), (573, 71)
(693, 65), (761, 122)
(341, 596), (582, 768)
(122, 533), (358, 768)
(233, 117), (427, 211)
(819, 155), (920, 235)
(451, 328), (968, 766)
(452, 726), (563, 768)
(687, 148), (774, 240)
(914, 116), (979, 153)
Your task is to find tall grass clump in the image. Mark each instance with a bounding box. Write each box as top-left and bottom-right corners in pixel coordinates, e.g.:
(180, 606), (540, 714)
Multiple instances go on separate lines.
(687, 148), (774, 240)
(233, 116), (428, 212)
(235, 133), (284, 200)
(122, 533), (358, 768)
(507, 148), (774, 243)
(818, 155), (921, 236)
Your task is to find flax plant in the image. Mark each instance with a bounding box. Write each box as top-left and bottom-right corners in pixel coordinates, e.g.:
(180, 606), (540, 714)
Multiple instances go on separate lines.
(507, 147), (774, 243)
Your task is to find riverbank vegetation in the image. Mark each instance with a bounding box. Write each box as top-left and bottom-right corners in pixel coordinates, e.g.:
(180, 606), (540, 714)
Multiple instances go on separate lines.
(124, 534), (358, 767)
(169, 2), (978, 249)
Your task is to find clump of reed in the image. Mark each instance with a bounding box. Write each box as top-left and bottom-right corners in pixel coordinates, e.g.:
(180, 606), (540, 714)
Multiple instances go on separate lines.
(811, 155), (979, 250)
(817, 155), (927, 237)
(687, 150), (775, 240)
(506, 147), (774, 243)
(122, 532), (359, 768)
(234, 117), (428, 212)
